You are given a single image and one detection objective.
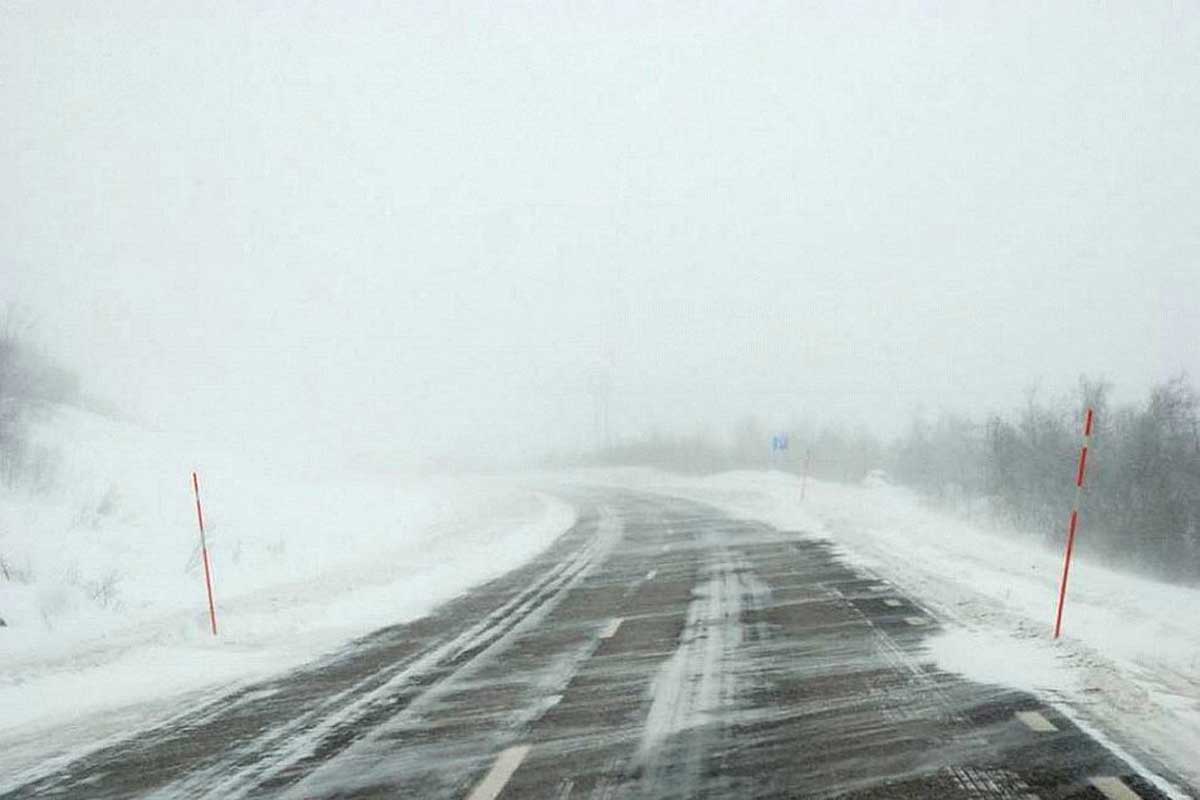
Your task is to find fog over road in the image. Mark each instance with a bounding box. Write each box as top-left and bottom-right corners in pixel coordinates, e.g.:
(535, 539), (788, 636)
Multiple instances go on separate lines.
(3, 490), (1189, 799)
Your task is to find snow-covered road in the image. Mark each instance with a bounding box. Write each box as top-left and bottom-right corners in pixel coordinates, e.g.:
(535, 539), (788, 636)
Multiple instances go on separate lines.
(3, 488), (1190, 799)
(572, 469), (1200, 797)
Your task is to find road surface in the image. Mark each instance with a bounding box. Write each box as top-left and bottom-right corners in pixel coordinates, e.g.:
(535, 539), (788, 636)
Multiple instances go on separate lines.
(2, 489), (1191, 799)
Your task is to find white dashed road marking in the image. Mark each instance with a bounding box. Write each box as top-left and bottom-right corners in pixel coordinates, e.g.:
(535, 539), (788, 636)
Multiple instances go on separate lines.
(1090, 776), (1142, 800)
(1015, 710), (1058, 732)
(884, 599), (902, 607)
(467, 745), (532, 800)
(645, 569), (657, 580)
(599, 617), (623, 640)
(904, 616), (928, 627)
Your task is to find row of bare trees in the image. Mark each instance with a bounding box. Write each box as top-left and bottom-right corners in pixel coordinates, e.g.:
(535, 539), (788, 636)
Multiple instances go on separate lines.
(571, 375), (1200, 584)
(0, 309), (79, 489)
(891, 377), (1200, 583)
(573, 416), (884, 480)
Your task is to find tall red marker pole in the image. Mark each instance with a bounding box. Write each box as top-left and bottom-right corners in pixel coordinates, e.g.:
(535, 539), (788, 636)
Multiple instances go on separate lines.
(1053, 408), (1094, 639)
(192, 471), (218, 636)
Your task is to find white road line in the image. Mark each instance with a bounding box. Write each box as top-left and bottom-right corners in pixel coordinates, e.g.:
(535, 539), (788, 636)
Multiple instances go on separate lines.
(1090, 776), (1142, 800)
(467, 745), (532, 800)
(1015, 710), (1058, 732)
(645, 569), (657, 580)
(599, 617), (623, 639)
(884, 598), (903, 607)
(904, 616), (928, 627)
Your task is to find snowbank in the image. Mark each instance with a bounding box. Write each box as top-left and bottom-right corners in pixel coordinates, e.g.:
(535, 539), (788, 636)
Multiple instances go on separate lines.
(572, 468), (1200, 794)
(0, 406), (575, 768)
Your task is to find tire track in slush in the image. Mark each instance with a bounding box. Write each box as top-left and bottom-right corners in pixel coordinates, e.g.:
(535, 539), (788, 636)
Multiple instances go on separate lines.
(635, 548), (770, 797)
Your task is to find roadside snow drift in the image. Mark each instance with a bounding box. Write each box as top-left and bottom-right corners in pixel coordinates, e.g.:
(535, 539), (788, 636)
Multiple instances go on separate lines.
(0, 406), (575, 769)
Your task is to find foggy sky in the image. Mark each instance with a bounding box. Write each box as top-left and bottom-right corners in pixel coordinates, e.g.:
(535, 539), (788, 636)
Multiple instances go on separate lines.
(4, 3), (1199, 468)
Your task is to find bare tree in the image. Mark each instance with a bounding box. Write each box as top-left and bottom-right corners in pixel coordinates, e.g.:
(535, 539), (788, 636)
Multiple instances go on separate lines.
(891, 374), (1200, 584)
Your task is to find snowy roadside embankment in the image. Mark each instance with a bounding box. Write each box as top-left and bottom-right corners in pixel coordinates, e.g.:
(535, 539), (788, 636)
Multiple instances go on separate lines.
(0, 406), (576, 767)
(574, 468), (1200, 794)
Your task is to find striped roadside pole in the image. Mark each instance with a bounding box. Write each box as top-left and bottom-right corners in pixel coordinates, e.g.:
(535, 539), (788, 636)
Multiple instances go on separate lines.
(192, 471), (218, 636)
(1053, 407), (1094, 639)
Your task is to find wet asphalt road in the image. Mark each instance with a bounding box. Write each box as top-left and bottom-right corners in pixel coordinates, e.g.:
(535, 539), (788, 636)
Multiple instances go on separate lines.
(2, 490), (1193, 799)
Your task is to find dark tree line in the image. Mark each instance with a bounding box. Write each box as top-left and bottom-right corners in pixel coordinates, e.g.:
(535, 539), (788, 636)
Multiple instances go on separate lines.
(891, 377), (1200, 584)
(569, 375), (1200, 584)
(569, 416), (884, 481)
(0, 310), (79, 488)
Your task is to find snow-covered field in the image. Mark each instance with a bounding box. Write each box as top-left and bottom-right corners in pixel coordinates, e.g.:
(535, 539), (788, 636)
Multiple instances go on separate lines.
(575, 468), (1200, 794)
(0, 407), (575, 777)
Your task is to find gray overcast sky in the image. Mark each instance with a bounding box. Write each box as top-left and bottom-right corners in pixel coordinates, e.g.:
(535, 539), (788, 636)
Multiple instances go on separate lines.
(3, 2), (1198, 467)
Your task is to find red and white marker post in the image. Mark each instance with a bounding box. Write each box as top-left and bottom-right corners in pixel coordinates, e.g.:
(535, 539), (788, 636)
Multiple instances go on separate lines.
(1053, 407), (1094, 639)
(192, 471), (218, 636)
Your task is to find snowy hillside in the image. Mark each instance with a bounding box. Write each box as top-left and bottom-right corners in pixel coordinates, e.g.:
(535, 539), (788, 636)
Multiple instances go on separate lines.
(0, 406), (575, 770)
